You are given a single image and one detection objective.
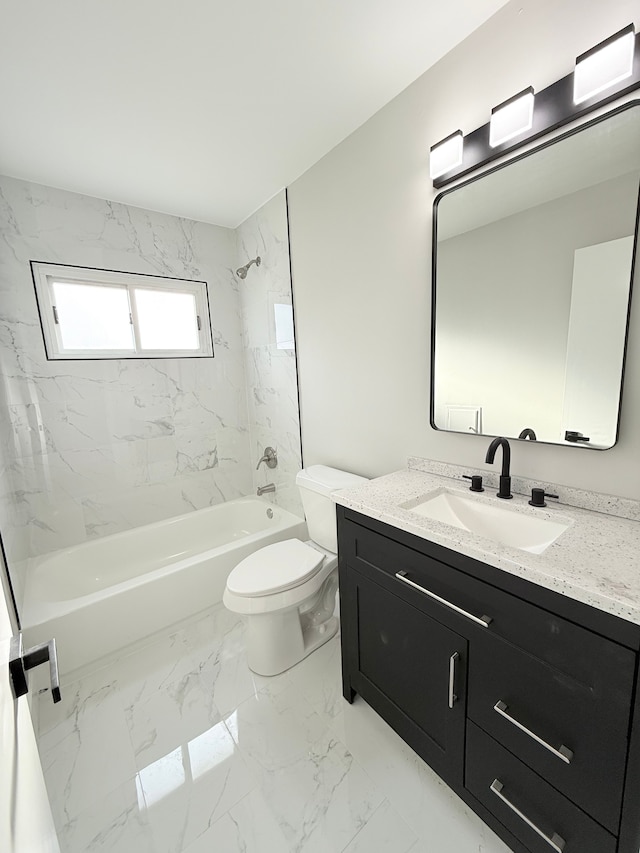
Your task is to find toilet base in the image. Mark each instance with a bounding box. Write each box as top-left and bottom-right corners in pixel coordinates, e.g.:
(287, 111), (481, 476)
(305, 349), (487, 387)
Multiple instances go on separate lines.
(244, 571), (339, 676)
(246, 611), (338, 676)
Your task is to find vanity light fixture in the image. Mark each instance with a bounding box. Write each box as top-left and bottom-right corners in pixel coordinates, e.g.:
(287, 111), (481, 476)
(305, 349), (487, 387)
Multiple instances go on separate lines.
(431, 24), (640, 188)
(429, 130), (463, 179)
(574, 24), (636, 105)
(489, 87), (535, 147)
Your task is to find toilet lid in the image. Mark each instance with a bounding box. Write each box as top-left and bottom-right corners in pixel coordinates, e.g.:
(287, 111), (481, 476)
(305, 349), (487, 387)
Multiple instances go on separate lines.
(227, 539), (325, 597)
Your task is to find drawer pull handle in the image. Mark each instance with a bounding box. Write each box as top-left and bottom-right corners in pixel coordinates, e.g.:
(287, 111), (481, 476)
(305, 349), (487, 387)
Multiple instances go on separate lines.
(448, 652), (459, 709)
(494, 701), (573, 764)
(490, 779), (566, 852)
(395, 571), (492, 628)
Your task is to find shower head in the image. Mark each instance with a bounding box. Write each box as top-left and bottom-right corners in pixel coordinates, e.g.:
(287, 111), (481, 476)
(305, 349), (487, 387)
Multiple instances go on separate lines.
(235, 256), (261, 279)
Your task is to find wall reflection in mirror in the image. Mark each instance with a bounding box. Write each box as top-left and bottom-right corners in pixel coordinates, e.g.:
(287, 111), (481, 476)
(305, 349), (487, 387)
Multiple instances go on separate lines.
(431, 103), (640, 449)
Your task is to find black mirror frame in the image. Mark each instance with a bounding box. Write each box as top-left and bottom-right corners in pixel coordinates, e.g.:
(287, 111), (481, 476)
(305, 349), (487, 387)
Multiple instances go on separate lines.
(430, 99), (640, 450)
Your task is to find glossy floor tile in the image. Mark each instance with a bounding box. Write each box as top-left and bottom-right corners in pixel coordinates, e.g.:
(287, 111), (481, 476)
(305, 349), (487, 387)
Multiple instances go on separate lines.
(36, 604), (513, 853)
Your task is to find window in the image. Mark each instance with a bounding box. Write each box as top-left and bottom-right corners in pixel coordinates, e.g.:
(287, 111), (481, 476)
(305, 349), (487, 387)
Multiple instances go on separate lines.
(31, 262), (213, 360)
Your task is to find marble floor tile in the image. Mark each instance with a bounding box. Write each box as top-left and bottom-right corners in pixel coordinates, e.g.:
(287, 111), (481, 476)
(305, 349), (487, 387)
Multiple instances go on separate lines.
(139, 719), (258, 853)
(125, 669), (221, 770)
(187, 791), (293, 853)
(36, 602), (514, 853)
(56, 777), (154, 853)
(341, 799), (418, 853)
(37, 678), (136, 828)
(183, 607), (291, 716)
(286, 632), (344, 720)
(331, 699), (512, 853)
(247, 732), (385, 852)
(111, 628), (194, 711)
(224, 681), (329, 773)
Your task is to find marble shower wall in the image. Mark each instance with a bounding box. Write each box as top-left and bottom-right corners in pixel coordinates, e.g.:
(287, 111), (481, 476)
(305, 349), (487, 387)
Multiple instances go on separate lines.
(0, 176), (253, 604)
(236, 191), (303, 516)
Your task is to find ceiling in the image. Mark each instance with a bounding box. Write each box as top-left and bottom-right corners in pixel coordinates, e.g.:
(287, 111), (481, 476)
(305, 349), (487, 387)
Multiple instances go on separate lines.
(0, 0), (507, 228)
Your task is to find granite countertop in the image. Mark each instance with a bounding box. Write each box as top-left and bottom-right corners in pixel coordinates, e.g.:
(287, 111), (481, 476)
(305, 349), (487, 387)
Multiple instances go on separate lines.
(333, 468), (640, 625)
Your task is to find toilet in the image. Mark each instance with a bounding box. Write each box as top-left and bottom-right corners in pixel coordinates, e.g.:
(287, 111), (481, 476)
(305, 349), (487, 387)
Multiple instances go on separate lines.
(223, 465), (368, 676)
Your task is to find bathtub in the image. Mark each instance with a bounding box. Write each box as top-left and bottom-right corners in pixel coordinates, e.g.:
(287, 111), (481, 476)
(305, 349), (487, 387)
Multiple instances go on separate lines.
(22, 498), (307, 676)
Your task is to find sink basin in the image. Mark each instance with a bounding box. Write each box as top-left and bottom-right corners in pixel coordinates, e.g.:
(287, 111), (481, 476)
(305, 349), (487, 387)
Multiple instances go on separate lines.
(402, 488), (572, 554)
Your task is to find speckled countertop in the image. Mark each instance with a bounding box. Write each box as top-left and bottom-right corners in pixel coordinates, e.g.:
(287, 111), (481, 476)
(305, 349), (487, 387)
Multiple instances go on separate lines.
(333, 468), (640, 626)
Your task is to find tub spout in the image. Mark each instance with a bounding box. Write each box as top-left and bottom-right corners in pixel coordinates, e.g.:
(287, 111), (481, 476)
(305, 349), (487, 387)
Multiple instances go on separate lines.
(257, 483), (276, 496)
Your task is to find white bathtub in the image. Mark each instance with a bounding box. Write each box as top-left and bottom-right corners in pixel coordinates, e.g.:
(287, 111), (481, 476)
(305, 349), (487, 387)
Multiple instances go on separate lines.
(22, 498), (307, 676)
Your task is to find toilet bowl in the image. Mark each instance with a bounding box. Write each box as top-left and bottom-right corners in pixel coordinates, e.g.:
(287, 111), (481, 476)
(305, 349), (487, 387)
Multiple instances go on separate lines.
(223, 465), (367, 676)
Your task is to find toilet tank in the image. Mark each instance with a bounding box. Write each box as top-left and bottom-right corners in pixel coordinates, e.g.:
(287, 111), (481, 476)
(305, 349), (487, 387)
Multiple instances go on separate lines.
(296, 465), (368, 553)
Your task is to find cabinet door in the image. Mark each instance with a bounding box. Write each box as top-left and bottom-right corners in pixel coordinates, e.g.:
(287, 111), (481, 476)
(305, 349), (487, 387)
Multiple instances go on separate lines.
(343, 567), (467, 785)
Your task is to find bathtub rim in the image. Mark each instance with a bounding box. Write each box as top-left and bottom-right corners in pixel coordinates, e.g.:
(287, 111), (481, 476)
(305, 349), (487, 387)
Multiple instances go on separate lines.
(22, 497), (306, 627)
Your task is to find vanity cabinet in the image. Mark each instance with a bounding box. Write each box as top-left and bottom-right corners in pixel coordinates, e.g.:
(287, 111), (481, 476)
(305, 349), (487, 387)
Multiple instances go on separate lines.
(337, 506), (640, 853)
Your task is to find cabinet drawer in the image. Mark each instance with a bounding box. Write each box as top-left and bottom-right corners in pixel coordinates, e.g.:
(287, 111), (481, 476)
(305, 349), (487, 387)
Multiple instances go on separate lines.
(466, 721), (617, 853)
(468, 632), (631, 833)
(343, 518), (635, 693)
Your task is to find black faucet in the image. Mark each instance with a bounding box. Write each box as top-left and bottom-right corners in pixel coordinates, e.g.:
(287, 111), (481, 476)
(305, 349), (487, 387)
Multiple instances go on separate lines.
(518, 428), (537, 441)
(485, 437), (512, 499)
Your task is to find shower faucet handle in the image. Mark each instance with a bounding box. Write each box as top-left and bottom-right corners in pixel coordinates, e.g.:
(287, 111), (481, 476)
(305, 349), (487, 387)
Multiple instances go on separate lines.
(256, 446), (278, 469)
(9, 633), (61, 704)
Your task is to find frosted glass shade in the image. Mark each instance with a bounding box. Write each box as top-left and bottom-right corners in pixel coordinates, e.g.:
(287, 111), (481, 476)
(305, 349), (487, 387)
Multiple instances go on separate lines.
(574, 26), (635, 105)
(430, 131), (463, 179)
(490, 88), (534, 148)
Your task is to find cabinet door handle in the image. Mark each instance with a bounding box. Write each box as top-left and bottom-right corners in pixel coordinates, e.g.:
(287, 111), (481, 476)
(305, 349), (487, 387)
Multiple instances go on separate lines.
(395, 571), (492, 628)
(490, 779), (565, 852)
(448, 652), (459, 708)
(494, 701), (573, 764)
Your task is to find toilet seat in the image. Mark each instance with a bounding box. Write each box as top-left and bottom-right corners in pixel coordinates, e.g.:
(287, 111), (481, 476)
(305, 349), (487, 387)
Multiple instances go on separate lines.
(226, 539), (325, 597)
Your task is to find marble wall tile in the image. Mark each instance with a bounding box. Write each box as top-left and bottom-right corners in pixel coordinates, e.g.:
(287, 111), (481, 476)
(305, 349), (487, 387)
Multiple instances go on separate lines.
(236, 191), (304, 516)
(0, 177), (305, 616)
(0, 175), (254, 595)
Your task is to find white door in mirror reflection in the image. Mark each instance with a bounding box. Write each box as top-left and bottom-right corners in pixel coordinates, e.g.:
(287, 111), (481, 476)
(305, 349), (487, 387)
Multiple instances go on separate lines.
(561, 237), (633, 449)
(446, 405), (482, 434)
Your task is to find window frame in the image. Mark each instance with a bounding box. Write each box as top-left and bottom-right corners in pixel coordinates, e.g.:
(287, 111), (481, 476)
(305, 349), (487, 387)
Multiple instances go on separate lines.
(31, 262), (214, 360)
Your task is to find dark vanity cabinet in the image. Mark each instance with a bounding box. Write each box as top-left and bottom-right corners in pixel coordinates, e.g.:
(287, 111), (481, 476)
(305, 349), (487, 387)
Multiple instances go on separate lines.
(338, 506), (640, 853)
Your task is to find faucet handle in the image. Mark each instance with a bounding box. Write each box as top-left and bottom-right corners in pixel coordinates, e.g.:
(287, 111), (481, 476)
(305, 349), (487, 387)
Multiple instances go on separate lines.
(256, 446), (278, 470)
(463, 475), (484, 493)
(529, 488), (559, 508)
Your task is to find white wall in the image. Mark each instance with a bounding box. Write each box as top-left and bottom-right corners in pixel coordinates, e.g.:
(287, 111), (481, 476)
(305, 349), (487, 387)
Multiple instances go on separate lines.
(288, 0), (640, 499)
(236, 191), (303, 515)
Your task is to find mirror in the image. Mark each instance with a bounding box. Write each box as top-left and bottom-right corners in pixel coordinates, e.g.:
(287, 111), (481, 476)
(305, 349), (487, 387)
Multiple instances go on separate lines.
(431, 103), (640, 449)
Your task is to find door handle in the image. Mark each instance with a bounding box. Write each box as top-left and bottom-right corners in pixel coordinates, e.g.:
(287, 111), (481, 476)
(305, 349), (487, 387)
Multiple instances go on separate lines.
(448, 652), (459, 708)
(9, 634), (61, 704)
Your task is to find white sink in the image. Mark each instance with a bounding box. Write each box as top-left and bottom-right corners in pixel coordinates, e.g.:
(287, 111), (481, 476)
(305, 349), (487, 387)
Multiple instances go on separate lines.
(402, 488), (572, 555)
